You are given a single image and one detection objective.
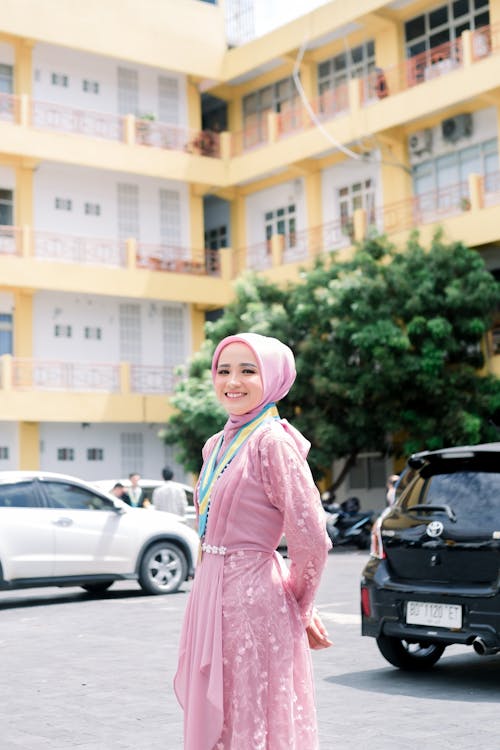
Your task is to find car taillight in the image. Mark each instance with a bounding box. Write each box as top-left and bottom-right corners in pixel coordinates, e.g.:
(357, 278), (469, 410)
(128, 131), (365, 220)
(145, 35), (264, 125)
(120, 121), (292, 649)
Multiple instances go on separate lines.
(370, 516), (386, 559)
(360, 585), (371, 617)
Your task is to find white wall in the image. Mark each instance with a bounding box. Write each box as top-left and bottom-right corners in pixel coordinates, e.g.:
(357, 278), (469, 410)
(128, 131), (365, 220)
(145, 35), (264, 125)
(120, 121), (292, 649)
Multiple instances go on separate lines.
(0, 42), (14, 66)
(32, 291), (189, 367)
(322, 154), (383, 224)
(245, 178), (306, 246)
(39, 422), (189, 483)
(34, 163), (190, 245)
(409, 106), (497, 166)
(0, 167), (15, 191)
(32, 42), (188, 123)
(0, 292), (14, 314)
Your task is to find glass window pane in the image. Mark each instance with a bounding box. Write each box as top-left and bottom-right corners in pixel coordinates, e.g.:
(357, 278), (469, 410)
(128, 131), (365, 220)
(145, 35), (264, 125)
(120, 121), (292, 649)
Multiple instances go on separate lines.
(430, 7), (449, 28)
(474, 0), (489, 8)
(318, 61), (331, 78)
(459, 145), (481, 180)
(351, 45), (363, 64)
(430, 29), (451, 48)
(0, 482), (38, 507)
(436, 153), (460, 188)
(334, 53), (347, 71)
(277, 220), (285, 235)
(243, 93), (257, 115)
(453, 0), (469, 19)
(405, 16), (426, 42)
(413, 161), (435, 195)
(408, 41), (427, 57)
(367, 40), (375, 57)
(475, 11), (490, 27)
(260, 86), (273, 109)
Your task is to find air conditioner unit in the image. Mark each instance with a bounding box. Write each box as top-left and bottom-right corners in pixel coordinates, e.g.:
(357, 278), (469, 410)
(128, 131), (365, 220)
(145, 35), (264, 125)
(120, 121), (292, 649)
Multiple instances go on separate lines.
(408, 129), (432, 156)
(441, 113), (473, 143)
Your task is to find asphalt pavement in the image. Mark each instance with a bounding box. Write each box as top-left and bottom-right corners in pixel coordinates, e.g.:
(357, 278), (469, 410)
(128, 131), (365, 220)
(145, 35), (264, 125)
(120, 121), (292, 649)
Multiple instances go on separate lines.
(1, 550), (499, 749)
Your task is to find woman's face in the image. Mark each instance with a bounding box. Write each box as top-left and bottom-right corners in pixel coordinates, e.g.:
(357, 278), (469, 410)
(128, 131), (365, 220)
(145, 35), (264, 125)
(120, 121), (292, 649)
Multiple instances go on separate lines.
(214, 342), (264, 416)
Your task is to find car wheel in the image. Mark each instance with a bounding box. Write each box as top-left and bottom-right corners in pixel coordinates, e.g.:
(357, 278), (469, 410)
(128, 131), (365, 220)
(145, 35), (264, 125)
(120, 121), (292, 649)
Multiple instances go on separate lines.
(376, 634), (445, 670)
(81, 582), (113, 594)
(138, 541), (187, 595)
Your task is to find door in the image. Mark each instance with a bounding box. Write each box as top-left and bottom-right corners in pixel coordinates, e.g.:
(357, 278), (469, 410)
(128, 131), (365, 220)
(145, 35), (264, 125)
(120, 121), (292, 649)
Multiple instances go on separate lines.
(40, 480), (134, 576)
(0, 480), (55, 580)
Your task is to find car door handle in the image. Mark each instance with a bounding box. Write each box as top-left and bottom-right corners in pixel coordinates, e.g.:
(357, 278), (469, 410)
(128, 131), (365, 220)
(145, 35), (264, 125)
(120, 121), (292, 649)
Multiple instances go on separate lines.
(52, 517), (74, 527)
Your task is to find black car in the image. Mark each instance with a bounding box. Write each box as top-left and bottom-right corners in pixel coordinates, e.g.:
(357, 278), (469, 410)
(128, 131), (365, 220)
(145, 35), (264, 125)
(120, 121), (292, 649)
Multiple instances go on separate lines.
(360, 442), (500, 670)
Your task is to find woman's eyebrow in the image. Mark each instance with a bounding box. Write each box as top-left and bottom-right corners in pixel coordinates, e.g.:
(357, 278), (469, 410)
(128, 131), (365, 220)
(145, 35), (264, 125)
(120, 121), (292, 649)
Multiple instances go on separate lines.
(217, 361), (258, 368)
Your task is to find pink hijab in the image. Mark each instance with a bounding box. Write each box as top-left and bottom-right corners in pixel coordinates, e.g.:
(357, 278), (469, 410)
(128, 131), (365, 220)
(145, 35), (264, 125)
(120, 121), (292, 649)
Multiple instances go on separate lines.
(212, 332), (297, 430)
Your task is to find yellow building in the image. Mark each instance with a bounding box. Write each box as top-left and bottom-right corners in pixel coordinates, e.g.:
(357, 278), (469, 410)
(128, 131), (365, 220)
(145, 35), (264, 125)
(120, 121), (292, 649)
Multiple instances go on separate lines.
(0, 0), (499, 495)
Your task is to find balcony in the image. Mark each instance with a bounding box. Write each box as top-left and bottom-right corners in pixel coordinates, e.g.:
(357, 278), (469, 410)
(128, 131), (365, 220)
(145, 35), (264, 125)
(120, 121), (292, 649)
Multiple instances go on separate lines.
(0, 226), (233, 304)
(0, 355), (180, 422)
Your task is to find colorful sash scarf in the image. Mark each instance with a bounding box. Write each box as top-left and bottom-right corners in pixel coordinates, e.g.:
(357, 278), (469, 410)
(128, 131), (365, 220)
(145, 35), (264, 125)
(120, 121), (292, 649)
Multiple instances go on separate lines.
(197, 403), (279, 538)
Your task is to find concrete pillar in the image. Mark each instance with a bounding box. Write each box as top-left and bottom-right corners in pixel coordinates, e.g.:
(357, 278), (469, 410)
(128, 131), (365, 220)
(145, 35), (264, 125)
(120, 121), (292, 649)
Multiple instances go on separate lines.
(468, 173), (484, 211)
(19, 421), (39, 470)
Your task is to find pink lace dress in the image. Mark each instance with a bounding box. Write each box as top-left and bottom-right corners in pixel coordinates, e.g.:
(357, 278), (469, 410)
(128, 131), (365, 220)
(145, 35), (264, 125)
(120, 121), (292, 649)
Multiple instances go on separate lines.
(174, 419), (331, 750)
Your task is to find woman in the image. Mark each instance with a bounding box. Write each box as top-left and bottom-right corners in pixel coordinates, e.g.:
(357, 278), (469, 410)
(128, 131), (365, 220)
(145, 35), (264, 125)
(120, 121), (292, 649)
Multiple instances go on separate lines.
(174, 332), (332, 750)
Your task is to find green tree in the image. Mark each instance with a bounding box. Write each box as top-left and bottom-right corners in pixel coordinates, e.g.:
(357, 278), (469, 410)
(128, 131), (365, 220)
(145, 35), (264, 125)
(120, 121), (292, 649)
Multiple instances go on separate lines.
(162, 232), (500, 484)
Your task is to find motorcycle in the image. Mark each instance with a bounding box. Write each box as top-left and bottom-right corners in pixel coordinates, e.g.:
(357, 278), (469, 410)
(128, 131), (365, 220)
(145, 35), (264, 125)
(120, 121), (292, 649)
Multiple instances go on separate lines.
(324, 496), (377, 550)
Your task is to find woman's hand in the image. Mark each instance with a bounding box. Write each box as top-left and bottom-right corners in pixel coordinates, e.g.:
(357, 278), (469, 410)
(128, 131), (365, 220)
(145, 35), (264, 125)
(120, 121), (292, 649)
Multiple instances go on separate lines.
(306, 609), (333, 650)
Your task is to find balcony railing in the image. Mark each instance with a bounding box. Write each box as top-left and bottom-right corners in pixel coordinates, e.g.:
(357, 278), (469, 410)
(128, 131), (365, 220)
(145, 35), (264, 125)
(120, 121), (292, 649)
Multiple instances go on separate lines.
(136, 120), (221, 157)
(0, 225), (21, 255)
(0, 227), (222, 276)
(136, 241), (221, 276)
(32, 99), (125, 141)
(0, 356), (180, 395)
(11, 359), (121, 392)
(376, 180), (470, 234)
(0, 91), (19, 123)
(34, 231), (127, 267)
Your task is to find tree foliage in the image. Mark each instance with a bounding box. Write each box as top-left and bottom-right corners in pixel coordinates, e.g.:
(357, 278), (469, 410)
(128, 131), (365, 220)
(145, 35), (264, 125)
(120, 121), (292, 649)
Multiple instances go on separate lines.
(162, 232), (500, 483)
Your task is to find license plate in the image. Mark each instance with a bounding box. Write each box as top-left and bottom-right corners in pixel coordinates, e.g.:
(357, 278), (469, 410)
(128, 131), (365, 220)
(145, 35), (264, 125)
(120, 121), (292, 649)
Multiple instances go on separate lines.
(406, 600), (462, 629)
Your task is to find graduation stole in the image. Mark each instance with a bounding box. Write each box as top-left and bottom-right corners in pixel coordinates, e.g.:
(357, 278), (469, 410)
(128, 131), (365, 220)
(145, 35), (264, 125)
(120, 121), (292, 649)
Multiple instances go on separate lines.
(197, 402), (279, 538)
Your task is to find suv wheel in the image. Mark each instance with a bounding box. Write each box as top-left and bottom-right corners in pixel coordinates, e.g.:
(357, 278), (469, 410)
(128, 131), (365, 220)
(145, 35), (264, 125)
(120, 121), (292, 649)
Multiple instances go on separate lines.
(138, 541), (187, 595)
(376, 634), (445, 670)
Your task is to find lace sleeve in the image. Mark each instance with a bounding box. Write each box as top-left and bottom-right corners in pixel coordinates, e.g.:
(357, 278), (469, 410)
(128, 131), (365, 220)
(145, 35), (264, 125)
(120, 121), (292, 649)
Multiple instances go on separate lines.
(260, 428), (331, 625)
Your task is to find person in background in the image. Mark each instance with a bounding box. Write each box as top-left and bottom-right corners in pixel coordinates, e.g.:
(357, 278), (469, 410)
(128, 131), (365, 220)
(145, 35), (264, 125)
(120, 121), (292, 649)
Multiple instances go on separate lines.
(152, 466), (188, 517)
(110, 482), (129, 501)
(174, 332), (332, 750)
(124, 472), (150, 508)
(386, 474), (400, 507)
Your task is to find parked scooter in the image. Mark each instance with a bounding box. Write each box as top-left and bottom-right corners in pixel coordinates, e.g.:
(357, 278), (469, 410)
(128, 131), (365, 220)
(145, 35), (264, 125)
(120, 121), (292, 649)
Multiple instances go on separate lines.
(324, 496), (377, 550)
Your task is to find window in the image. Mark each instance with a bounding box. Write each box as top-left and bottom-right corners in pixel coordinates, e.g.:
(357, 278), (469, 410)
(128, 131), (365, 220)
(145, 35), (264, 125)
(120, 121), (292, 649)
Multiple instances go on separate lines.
(338, 179), (376, 232)
(0, 446), (9, 459)
(120, 432), (143, 477)
(84, 202), (101, 216)
(51, 72), (69, 87)
(84, 326), (102, 340)
(318, 40), (375, 105)
(405, 1), (490, 60)
(87, 448), (104, 461)
(54, 324), (72, 338)
(264, 204), (296, 250)
(162, 306), (186, 373)
(82, 79), (100, 94)
(43, 482), (112, 510)
(117, 67), (139, 116)
(413, 137), (498, 198)
(55, 197), (72, 211)
(159, 189), (181, 248)
(0, 482), (39, 507)
(57, 448), (75, 461)
(117, 183), (140, 239)
(0, 64), (13, 94)
(0, 313), (13, 355)
(242, 76), (298, 144)
(204, 225), (228, 250)
(158, 76), (179, 124)
(0, 189), (13, 226)
(349, 454), (387, 491)
(119, 303), (141, 364)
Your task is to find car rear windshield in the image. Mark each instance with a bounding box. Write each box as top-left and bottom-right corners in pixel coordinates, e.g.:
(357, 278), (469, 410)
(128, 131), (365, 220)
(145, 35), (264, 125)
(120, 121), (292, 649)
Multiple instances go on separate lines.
(402, 466), (500, 524)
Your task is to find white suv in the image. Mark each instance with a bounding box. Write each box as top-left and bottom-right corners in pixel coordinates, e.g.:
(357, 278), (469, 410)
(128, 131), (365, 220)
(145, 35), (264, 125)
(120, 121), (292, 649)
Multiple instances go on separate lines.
(0, 471), (199, 596)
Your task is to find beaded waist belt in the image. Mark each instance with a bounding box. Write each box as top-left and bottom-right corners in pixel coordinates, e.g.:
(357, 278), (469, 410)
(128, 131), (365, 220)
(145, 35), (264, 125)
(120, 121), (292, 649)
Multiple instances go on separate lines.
(201, 542), (227, 556)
